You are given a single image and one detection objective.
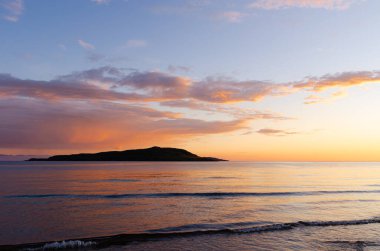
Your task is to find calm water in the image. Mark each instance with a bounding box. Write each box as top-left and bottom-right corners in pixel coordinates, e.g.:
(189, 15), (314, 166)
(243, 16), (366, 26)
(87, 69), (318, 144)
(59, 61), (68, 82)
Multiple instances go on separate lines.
(2, 162), (380, 250)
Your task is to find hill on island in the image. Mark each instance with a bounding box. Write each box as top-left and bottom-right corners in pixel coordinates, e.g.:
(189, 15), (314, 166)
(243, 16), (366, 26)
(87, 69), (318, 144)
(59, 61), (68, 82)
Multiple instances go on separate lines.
(28, 146), (226, 161)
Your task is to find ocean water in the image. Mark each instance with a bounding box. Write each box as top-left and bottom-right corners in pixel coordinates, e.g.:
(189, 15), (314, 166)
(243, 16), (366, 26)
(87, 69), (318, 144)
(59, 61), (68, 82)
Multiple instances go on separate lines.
(1, 162), (380, 250)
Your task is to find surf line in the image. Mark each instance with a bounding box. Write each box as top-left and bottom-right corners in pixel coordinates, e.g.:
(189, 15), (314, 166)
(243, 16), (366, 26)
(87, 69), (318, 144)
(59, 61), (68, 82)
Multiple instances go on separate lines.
(2, 217), (380, 250)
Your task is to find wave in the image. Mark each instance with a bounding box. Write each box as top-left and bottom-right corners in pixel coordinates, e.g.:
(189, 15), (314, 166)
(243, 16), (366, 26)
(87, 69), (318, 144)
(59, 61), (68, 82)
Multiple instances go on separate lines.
(5, 189), (380, 199)
(147, 221), (272, 233)
(2, 217), (380, 250)
(325, 240), (380, 249)
(83, 179), (140, 183)
(23, 240), (96, 251)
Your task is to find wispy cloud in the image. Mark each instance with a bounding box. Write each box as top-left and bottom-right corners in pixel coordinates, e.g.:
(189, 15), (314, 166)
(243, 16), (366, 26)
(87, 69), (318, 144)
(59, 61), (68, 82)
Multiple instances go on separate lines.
(2, 0), (23, 22)
(160, 99), (293, 120)
(249, 0), (358, 10)
(304, 90), (347, 104)
(125, 39), (148, 48)
(78, 39), (95, 50)
(91, 0), (111, 5)
(190, 77), (293, 103)
(167, 65), (191, 73)
(86, 52), (106, 62)
(58, 44), (67, 51)
(216, 11), (246, 23)
(257, 128), (299, 136)
(152, 0), (213, 14)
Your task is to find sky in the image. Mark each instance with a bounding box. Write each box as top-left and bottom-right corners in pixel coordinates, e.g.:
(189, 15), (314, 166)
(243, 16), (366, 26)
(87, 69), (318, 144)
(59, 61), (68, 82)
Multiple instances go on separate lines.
(1, 0), (380, 161)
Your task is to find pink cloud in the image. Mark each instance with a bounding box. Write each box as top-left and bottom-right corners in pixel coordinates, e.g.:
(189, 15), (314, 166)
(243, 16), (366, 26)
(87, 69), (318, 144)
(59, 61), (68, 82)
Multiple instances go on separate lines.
(216, 11), (246, 23)
(249, 0), (358, 10)
(1, 68), (380, 106)
(2, 0), (23, 22)
(0, 98), (248, 153)
(160, 99), (292, 120)
(78, 39), (95, 50)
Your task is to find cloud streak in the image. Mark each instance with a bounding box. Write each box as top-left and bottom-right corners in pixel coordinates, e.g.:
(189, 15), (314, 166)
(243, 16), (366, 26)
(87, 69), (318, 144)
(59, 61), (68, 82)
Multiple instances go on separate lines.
(78, 39), (95, 50)
(216, 11), (246, 23)
(257, 128), (299, 136)
(249, 0), (358, 10)
(91, 0), (111, 5)
(125, 39), (148, 48)
(160, 99), (293, 120)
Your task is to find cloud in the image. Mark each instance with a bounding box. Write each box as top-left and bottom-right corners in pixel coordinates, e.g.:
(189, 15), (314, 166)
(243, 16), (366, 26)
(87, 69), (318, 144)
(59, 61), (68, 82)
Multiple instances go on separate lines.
(256, 128), (299, 136)
(86, 52), (106, 62)
(304, 90), (347, 104)
(3, 66), (379, 153)
(294, 71), (380, 92)
(58, 44), (67, 51)
(167, 65), (191, 73)
(2, 66), (380, 108)
(216, 11), (246, 23)
(0, 72), (146, 102)
(249, 0), (358, 10)
(0, 66), (298, 153)
(125, 39), (148, 48)
(78, 39), (95, 50)
(91, 0), (111, 4)
(160, 99), (293, 120)
(2, 67), (379, 106)
(2, 0), (23, 22)
(152, 0), (213, 14)
(0, 97), (248, 152)
(119, 71), (191, 99)
(190, 77), (292, 103)
(2, 69), (287, 104)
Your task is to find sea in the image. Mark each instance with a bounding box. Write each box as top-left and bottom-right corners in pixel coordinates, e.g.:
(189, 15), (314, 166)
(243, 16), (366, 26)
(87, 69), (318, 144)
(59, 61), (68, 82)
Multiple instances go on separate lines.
(1, 161), (380, 250)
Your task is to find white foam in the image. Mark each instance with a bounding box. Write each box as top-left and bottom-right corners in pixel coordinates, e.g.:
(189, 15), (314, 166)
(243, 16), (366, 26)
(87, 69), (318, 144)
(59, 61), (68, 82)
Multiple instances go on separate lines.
(24, 240), (96, 250)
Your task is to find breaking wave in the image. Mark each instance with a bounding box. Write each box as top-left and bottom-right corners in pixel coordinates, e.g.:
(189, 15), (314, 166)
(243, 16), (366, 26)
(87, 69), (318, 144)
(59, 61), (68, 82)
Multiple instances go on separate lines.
(23, 240), (96, 250)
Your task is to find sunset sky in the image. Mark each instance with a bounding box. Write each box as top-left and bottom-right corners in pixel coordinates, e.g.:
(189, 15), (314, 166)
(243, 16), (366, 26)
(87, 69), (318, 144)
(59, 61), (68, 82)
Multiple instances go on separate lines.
(1, 0), (380, 161)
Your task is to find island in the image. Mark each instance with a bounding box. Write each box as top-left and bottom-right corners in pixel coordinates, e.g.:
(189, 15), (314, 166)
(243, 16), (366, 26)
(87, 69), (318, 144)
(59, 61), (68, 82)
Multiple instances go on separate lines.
(28, 146), (227, 161)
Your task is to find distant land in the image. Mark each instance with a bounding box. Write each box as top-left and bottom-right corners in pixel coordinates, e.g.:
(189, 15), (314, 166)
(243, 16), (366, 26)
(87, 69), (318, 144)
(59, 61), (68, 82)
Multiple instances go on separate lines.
(28, 146), (226, 161)
(0, 154), (48, 161)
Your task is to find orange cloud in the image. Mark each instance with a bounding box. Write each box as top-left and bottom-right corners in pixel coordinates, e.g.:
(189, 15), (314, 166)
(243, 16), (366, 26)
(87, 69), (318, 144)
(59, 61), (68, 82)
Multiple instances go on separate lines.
(295, 71), (380, 92)
(304, 90), (347, 104)
(0, 98), (249, 153)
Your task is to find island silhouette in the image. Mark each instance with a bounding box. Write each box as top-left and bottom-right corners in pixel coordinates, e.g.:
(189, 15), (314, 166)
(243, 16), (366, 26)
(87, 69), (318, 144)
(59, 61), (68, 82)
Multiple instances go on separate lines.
(28, 146), (226, 161)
